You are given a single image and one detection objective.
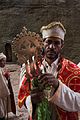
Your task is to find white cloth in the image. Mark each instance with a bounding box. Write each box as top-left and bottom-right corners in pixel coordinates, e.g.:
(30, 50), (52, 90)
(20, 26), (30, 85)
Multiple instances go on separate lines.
(25, 95), (32, 118)
(50, 81), (80, 112)
(77, 62), (80, 68)
(0, 53), (6, 60)
(19, 63), (26, 87)
(0, 67), (11, 117)
(42, 58), (59, 78)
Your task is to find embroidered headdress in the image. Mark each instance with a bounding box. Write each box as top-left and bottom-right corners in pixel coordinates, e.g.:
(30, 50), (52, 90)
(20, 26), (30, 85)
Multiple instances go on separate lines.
(40, 21), (66, 41)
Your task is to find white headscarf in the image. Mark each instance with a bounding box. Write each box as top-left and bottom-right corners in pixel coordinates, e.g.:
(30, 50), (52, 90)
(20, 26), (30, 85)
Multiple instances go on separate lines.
(0, 53), (6, 60)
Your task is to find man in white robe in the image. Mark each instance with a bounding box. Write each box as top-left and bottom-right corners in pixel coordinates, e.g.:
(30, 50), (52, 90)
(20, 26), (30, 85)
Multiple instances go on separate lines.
(0, 53), (16, 120)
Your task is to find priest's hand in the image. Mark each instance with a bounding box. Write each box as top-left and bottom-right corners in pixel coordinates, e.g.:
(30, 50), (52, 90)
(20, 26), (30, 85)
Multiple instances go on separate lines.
(38, 73), (59, 91)
(31, 88), (44, 104)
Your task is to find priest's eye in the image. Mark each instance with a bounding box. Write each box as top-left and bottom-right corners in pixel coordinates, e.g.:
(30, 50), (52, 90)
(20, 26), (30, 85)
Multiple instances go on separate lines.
(46, 40), (52, 44)
(53, 41), (61, 45)
(45, 40), (61, 45)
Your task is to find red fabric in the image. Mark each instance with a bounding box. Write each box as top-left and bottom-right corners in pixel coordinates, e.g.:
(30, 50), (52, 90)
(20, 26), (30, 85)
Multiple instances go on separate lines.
(18, 61), (41, 108)
(57, 58), (80, 120)
(3, 71), (10, 80)
(18, 75), (31, 108)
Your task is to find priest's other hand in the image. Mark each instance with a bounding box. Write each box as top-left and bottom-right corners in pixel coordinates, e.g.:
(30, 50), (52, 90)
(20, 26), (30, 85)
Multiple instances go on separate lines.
(31, 88), (44, 104)
(38, 73), (59, 91)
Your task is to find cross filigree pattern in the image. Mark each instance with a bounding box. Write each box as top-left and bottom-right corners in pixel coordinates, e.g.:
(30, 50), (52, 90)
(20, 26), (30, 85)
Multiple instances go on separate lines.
(12, 26), (43, 64)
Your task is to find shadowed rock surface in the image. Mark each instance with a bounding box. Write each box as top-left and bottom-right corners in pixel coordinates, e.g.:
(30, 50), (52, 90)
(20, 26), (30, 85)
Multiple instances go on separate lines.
(0, 0), (80, 63)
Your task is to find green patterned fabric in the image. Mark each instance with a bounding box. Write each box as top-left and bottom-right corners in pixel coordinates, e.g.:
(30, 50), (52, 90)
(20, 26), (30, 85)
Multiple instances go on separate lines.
(37, 98), (51, 120)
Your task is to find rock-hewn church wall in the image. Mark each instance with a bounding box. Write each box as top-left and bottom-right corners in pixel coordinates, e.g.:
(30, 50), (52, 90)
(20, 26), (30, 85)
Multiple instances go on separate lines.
(0, 0), (80, 63)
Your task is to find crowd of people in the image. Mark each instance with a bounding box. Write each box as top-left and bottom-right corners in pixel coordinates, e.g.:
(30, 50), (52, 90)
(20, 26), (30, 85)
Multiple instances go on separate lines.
(0, 21), (80, 120)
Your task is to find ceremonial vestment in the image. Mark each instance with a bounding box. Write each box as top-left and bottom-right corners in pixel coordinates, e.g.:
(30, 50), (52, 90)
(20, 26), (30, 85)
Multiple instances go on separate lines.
(18, 57), (80, 120)
(54, 58), (80, 120)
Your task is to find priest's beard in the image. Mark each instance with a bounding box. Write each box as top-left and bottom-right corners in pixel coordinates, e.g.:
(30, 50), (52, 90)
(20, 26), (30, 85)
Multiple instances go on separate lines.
(48, 54), (58, 61)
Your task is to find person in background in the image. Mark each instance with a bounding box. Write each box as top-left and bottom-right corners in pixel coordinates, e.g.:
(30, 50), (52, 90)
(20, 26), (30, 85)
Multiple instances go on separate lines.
(0, 53), (16, 120)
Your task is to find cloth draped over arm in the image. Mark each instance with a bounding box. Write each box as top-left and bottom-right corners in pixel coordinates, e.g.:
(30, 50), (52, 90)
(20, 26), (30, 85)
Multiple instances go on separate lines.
(50, 81), (80, 112)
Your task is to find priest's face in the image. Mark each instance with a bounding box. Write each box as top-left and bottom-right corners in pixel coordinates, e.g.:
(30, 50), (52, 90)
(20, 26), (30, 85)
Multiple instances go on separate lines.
(43, 37), (64, 62)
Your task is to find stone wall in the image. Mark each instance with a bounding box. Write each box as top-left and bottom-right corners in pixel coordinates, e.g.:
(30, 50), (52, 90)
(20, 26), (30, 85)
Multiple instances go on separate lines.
(0, 0), (80, 63)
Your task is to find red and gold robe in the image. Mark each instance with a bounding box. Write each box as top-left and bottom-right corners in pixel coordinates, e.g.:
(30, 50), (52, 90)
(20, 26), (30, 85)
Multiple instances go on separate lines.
(18, 57), (80, 120)
(57, 58), (80, 120)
